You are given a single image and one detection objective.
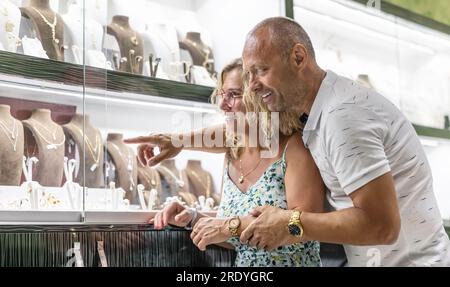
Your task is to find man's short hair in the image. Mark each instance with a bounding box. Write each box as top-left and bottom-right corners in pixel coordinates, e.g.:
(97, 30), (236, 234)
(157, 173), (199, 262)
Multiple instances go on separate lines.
(247, 17), (315, 61)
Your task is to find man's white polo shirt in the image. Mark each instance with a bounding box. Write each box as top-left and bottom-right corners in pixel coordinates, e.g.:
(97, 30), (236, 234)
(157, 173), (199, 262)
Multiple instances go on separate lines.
(302, 70), (450, 266)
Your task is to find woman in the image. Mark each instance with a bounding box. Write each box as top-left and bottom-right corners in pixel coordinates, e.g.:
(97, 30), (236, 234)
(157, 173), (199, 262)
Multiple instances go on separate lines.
(150, 58), (324, 267)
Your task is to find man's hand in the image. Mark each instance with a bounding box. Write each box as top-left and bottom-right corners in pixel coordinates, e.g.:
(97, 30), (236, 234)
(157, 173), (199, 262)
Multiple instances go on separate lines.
(240, 206), (298, 251)
(150, 201), (193, 229)
(191, 217), (230, 251)
(124, 133), (182, 166)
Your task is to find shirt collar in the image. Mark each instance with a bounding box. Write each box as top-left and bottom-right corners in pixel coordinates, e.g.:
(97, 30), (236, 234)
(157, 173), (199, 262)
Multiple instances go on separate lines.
(302, 70), (338, 142)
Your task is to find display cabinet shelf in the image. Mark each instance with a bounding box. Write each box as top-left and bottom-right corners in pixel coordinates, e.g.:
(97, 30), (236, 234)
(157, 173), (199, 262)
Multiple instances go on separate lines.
(0, 51), (214, 104)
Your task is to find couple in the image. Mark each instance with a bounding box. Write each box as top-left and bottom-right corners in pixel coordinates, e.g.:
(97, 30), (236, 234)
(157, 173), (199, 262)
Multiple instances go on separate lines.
(126, 17), (450, 267)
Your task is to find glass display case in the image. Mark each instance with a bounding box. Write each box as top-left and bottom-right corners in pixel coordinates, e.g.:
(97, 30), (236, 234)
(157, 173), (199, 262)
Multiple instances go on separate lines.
(0, 0), (285, 266)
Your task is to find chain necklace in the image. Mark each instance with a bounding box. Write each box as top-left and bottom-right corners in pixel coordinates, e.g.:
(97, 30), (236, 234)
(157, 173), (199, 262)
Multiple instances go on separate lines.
(113, 23), (139, 46)
(72, 125), (101, 172)
(111, 142), (135, 192)
(141, 168), (158, 188)
(0, 118), (19, 152)
(237, 157), (264, 184)
(158, 165), (184, 188)
(29, 119), (65, 150)
(187, 169), (211, 198)
(185, 39), (212, 68)
(31, 7), (59, 45)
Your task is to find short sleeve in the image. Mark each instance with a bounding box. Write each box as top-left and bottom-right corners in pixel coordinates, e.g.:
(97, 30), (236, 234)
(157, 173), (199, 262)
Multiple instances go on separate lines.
(324, 106), (391, 195)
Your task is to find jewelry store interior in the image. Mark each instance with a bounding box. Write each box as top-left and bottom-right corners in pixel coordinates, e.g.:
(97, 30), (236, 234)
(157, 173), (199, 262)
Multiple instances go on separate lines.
(0, 0), (449, 267)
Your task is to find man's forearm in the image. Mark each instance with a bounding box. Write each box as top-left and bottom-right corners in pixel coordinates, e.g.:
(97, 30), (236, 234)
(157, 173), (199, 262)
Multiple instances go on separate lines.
(301, 208), (397, 246)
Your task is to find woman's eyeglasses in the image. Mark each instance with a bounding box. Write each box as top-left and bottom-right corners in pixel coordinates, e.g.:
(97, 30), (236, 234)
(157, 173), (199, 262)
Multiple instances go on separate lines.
(216, 89), (243, 106)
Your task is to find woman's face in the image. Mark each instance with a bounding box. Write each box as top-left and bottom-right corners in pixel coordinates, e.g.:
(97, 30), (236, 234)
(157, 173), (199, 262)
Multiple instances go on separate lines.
(218, 68), (245, 114)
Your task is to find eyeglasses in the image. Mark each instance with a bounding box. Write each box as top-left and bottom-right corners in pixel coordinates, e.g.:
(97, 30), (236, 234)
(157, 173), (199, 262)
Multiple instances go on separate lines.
(216, 89), (243, 106)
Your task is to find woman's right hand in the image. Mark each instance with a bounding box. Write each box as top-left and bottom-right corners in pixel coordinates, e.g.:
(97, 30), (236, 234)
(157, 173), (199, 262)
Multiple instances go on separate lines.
(149, 201), (194, 229)
(124, 133), (183, 166)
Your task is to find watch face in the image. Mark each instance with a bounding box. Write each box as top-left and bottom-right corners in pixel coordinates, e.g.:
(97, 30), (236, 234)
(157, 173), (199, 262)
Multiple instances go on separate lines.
(229, 218), (240, 228)
(288, 224), (302, 236)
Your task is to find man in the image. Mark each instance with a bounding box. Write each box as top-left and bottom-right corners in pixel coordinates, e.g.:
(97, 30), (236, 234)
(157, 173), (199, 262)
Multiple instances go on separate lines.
(126, 17), (450, 266)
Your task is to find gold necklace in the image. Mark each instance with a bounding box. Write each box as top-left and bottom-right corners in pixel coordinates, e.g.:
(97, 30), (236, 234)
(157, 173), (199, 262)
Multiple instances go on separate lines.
(185, 39), (212, 68)
(4, 21), (14, 33)
(29, 119), (65, 150)
(30, 119), (57, 140)
(72, 125), (101, 172)
(187, 169), (211, 198)
(0, 118), (19, 152)
(237, 157), (264, 184)
(141, 168), (158, 187)
(158, 165), (184, 188)
(113, 23), (138, 46)
(31, 7), (59, 45)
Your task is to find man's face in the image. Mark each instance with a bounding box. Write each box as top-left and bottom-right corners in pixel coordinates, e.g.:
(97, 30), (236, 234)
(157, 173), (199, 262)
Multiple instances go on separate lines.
(242, 35), (307, 112)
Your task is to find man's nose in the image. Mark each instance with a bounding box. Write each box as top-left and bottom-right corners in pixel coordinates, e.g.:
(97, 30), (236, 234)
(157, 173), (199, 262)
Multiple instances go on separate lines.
(249, 76), (262, 93)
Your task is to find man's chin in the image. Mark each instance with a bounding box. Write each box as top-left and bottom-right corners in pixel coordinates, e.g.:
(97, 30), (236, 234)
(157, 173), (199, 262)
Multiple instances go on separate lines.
(267, 104), (281, 112)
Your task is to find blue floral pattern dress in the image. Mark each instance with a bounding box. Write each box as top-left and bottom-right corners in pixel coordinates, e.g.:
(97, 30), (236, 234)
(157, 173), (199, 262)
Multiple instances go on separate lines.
(217, 146), (322, 267)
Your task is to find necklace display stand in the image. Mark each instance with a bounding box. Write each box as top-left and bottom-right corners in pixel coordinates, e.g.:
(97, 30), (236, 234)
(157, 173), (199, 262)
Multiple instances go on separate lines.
(106, 15), (143, 74)
(183, 159), (220, 205)
(62, 3), (111, 69)
(140, 22), (180, 80)
(156, 159), (196, 207)
(137, 160), (162, 209)
(105, 133), (138, 204)
(180, 32), (216, 77)
(63, 114), (104, 188)
(0, 104), (24, 186)
(20, 0), (65, 61)
(22, 108), (65, 187)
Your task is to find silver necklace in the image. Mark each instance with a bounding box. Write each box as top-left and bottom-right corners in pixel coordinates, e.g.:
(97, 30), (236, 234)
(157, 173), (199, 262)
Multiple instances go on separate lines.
(0, 118), (19, 152)
(29, 119), (65, 150)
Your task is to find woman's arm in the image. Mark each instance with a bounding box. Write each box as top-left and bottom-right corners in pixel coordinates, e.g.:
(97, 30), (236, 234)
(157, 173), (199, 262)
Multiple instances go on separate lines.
(284, 134), (325, 213)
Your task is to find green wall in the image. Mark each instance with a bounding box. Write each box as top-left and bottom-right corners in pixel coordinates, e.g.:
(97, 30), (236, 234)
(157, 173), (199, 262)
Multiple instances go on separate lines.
(383, 0), (450, 26)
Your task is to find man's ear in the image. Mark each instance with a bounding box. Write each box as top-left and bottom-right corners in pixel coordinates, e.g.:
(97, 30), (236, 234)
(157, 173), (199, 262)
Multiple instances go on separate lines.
(291, 43), (307, 67)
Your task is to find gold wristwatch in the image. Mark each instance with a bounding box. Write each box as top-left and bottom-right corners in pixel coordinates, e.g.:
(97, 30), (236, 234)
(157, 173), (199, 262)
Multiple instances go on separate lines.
(287, 210), (304, 238)
(228, 216), (241, 237)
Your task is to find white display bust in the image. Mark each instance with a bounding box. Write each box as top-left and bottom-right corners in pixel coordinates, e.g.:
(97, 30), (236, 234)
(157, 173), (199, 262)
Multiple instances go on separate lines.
(140, 22), (180, 80)
(62, 3), (111, 69)
(0, 0), (22, 53)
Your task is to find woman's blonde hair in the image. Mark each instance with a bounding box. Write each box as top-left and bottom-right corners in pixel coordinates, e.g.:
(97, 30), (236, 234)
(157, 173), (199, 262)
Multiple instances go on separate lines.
(210, 58), (244, 106)
(210, 58), (302, 159)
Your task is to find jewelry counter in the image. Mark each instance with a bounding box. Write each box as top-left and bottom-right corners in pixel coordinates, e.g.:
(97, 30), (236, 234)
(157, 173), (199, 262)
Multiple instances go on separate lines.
(0, 224), (236, 267)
